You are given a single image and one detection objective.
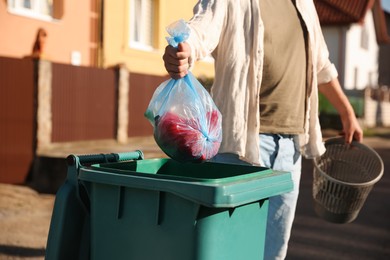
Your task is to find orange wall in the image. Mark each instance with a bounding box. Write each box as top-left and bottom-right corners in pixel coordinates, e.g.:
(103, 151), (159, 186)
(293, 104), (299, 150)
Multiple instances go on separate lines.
(0, 1), (93, 66)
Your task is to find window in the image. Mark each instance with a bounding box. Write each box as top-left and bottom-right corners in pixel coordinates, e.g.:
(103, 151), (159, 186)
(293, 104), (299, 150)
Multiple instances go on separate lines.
(7, 0), (54, 20)
(129, 0), (155, 51)
(353, 67), (359, 89)
(360, 23), (369, 50)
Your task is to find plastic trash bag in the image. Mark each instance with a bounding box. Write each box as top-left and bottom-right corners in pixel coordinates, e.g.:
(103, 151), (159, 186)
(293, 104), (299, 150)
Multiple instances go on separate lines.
(145, 20), (222, 163)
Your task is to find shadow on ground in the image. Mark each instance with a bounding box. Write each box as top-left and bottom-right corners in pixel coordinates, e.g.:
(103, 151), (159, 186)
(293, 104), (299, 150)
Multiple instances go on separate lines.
(0, 244), (45, 257)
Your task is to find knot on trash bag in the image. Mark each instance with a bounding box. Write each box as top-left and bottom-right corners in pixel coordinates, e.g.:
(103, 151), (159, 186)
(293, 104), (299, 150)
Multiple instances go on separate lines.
(165, 19), (190, 48)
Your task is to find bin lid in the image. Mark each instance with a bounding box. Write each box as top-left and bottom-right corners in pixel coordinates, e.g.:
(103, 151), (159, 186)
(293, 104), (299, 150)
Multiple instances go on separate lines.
(79, 158), (293, 208)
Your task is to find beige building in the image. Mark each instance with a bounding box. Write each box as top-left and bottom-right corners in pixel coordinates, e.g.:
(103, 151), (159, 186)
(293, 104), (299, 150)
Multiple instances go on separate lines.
(103, 0), (214, 77)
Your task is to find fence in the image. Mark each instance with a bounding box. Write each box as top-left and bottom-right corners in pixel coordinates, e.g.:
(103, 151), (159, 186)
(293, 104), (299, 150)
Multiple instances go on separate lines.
(0, 56), (168, 184)
(364, 86), (390, 127)
(1, 55), (389, 185)
(0, 57), (35, 183)
(51, 63), (117, 142)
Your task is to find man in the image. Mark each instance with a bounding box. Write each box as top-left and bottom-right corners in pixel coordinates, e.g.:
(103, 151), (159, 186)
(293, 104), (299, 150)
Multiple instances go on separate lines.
(163, 0), (363, 259)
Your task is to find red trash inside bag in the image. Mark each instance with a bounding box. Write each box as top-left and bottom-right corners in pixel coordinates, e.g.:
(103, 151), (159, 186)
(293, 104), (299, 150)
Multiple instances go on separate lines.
(154, 109), (221, 163)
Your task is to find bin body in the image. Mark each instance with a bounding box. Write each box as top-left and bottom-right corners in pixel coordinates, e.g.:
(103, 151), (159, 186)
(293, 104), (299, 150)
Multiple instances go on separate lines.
(79, 158), (293, 260)
(90, 183), (268, 260)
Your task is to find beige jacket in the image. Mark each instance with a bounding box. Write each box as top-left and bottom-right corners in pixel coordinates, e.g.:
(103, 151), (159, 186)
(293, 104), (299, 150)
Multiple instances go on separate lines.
(186, 0), (338, 164)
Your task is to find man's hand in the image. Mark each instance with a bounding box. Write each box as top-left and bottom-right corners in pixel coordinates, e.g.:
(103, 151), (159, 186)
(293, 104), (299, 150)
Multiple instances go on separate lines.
(318, 78), (363, 143)
(163, 42), (191, 79)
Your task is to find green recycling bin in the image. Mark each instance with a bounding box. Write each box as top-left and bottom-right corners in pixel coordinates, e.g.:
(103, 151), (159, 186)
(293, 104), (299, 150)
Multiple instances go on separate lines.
(45, 151), (293, 260)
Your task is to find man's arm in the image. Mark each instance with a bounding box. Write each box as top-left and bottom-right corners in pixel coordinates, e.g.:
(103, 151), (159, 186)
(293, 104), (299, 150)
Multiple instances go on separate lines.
(318, 78), (363, 143)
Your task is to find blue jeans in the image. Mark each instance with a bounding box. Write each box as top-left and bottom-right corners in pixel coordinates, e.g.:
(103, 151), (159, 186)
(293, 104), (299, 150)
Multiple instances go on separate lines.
(211, 133), (302, 260)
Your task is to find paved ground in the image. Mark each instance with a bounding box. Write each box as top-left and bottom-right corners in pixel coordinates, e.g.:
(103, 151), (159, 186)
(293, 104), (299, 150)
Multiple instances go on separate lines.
(0, 131), (389, 259)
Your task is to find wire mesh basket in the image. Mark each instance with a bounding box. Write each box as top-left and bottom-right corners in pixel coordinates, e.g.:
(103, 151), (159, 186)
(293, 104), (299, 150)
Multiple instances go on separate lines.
(313, 137), (384, 223)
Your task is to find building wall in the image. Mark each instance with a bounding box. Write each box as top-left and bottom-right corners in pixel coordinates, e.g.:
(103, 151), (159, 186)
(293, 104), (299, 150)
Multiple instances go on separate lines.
(344, 11), (379, 90)
(103, 0), (215, 78)
(0, 0), (94, 66)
